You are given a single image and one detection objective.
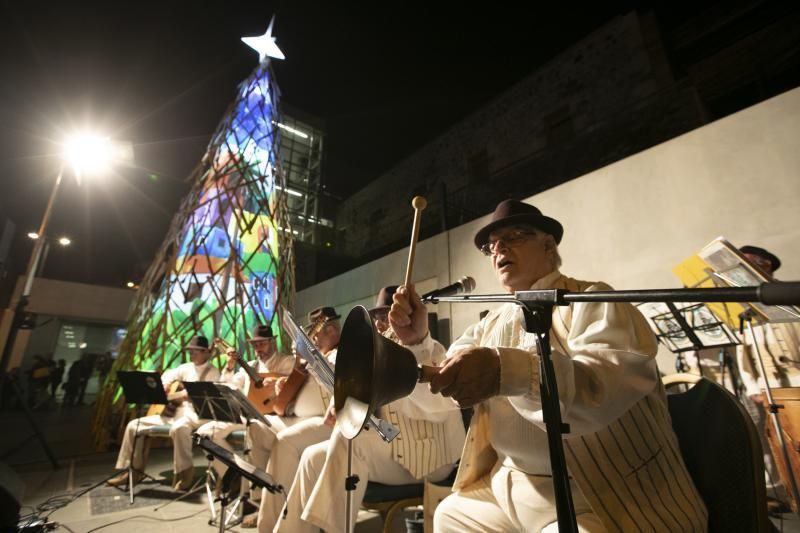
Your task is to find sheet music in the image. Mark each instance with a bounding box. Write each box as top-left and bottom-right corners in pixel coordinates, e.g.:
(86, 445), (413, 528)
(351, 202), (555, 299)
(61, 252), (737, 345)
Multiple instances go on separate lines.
(282, 309), (336, 389)
(281, 308), (400, 442)
(637, 301), (739, 353)
(699, 237), (800, 323)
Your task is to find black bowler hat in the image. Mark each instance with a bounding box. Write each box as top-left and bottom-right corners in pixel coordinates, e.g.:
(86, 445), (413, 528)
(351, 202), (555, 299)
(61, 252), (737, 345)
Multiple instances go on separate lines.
(369, 286), (398, 316)
(307, 306), (341, 328)
(740, 245), (782, 273)
(474, 199), (564, 250)
(185, 335), (210, 351)
(248, 324), (275, 342)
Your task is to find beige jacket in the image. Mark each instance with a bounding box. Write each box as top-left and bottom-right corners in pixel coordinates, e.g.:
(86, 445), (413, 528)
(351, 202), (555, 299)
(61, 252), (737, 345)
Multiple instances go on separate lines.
(446, 272), (708, 532)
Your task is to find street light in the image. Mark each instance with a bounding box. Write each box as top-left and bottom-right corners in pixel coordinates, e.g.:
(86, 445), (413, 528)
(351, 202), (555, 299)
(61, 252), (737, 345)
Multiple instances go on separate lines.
(26, 233), (73, 277)
(1, 131), (132, 382)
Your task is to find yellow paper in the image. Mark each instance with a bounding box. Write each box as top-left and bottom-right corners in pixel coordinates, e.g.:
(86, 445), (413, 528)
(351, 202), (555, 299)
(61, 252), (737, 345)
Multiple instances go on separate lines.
(672, 254), (746, 330)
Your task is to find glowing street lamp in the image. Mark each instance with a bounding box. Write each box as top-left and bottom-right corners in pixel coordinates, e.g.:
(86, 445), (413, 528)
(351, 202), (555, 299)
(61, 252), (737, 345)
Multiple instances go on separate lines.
(21, 132), (130, 294)
(1, 131), (133, 381)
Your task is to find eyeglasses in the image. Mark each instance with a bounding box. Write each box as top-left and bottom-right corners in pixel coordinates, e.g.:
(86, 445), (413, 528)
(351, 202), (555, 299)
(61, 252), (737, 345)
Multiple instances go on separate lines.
(480, 229), (537, 256)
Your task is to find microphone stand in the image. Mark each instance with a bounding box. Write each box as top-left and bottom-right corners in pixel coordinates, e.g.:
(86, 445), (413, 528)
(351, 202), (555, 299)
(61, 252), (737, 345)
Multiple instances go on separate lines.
(426, 280), (800, 532)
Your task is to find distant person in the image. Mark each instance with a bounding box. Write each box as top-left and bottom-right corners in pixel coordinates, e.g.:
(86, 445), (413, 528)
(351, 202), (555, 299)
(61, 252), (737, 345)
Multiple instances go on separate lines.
(96, 351), (112, 385)
(62, 360), (82, 406)
(50, 359), (65, 399)
(76, 353), (93, 405)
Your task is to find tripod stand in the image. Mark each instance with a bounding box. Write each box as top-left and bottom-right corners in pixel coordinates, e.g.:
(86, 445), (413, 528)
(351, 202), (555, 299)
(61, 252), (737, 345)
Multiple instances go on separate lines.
(194, 434), (284, 533)
(0, 374), (58, 469)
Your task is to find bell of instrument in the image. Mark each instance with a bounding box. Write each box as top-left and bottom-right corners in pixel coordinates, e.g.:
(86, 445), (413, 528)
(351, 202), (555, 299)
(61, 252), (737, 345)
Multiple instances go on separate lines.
(334, 305), (419, 439)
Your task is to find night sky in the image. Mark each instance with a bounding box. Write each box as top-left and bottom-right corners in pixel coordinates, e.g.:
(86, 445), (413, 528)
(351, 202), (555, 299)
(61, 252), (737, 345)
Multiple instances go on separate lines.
(0, 1), (711, 287)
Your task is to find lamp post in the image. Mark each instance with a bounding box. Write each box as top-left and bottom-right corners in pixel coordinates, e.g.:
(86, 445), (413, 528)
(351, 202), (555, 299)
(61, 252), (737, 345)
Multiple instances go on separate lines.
(21, 169), (65, 298)
(0, 133), (132, 393)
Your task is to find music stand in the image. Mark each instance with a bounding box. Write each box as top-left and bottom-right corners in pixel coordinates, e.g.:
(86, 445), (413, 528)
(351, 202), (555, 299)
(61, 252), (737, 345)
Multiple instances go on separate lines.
(638, 301), (741, 393)
(149, 381), (241, 516)
(194, 435), (283, 533)
(115, 370), (168, 503)
(217, 385), (271, 426)
(183, 382), (240, 424)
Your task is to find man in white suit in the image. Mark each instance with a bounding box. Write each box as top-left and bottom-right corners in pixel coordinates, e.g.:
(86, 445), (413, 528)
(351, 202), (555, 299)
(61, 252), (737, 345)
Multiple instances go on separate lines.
(273, 287), (466, 532)
(390, 199), (708, 532)
(108, 335), (220, 491)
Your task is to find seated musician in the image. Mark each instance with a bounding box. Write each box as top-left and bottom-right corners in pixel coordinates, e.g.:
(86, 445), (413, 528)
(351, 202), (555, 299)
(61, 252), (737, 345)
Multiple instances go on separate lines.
(392, 200), (708, 532)
(274, 286), (467, 533)
(194, 323), (296, 499)
(248, 306), (340, 530)
(735, 245), (799, 513)
(108, 335), (220, 491)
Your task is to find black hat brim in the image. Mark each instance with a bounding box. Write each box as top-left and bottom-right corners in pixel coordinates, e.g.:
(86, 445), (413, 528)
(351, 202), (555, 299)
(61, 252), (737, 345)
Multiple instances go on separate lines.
(474, 213), (564, 249)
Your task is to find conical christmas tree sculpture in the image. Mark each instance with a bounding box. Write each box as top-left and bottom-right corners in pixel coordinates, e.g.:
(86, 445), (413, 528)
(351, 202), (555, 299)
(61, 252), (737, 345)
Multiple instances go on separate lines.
(93, 20), (293, 448)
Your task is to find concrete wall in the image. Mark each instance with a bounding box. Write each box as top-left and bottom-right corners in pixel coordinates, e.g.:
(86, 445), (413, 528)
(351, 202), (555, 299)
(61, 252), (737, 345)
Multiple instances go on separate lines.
(3, 277), (134, 369)
(16, 277), (134, 322)
(298, 87), (800, 367)
(334, 12), (705, 259)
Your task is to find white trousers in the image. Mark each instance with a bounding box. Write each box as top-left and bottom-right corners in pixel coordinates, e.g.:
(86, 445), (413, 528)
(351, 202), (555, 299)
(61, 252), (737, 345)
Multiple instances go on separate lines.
(277, 425), (453, 533)
(114, 409), (199, 474)
(256, 416), (331, 532)
(434, 463), (604, 533)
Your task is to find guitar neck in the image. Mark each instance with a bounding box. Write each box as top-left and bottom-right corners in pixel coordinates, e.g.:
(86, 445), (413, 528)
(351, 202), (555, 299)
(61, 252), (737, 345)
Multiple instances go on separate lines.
(214, 337), (262, 383)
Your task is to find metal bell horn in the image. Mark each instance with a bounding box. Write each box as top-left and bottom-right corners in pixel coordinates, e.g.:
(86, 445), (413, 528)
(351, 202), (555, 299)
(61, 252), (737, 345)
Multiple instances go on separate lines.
(334, 305), (419, 439)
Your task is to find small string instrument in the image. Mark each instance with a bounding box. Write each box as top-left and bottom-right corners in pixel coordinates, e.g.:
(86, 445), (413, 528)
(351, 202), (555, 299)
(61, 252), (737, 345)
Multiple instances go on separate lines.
(214, 337), (308, 416)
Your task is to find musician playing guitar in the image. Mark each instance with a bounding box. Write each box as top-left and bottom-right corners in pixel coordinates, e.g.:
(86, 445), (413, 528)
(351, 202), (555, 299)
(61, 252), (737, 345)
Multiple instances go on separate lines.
(108, 335), (220, 491)
(195, 323), (302, 501)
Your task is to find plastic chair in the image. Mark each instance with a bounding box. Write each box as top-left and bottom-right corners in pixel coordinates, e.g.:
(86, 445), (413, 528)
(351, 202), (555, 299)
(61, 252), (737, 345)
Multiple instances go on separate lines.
(663, 374), (771, 532)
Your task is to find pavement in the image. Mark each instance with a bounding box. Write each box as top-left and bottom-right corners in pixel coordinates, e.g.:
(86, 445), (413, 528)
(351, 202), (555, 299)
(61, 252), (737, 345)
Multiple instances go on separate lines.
(3, 392), (800, 532)
(1, 396), (411, 532)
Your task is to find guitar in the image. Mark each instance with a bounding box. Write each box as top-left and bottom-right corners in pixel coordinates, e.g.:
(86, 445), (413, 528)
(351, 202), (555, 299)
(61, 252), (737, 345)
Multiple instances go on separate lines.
(146, 381), (185, 417)
(214, 338), (308, 416)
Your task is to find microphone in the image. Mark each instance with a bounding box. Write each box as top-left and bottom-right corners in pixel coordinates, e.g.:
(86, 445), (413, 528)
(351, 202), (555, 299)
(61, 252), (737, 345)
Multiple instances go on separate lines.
(422, 276), (476, 301)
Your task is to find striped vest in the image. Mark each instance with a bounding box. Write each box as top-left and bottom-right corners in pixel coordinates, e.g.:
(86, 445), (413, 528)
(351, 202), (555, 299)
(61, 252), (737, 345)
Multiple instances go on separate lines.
(453, 275), (709, 532)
